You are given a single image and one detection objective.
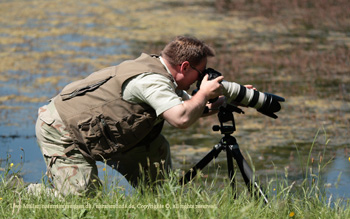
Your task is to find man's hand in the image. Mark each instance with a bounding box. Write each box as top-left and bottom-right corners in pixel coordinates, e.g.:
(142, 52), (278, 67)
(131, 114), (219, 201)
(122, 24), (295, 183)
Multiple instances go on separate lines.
(199, 74), (224, 100)
(243, 84), (257, 90)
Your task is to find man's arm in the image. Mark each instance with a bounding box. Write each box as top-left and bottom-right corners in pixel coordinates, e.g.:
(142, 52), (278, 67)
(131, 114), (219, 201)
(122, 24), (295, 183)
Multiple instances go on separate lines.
(161, 75), (223, 129)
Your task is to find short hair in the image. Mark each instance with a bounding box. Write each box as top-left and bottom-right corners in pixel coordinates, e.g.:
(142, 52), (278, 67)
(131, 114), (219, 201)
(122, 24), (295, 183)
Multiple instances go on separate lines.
(161, 36), (215, 66)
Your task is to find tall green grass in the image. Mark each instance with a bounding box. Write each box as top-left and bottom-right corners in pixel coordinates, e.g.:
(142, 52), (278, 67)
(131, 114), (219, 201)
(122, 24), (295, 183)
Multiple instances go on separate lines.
(1, 142), (349, 219)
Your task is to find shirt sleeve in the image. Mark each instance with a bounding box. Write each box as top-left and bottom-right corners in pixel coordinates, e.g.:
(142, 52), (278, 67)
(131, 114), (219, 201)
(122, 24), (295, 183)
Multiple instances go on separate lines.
(122, 73), (185, 116)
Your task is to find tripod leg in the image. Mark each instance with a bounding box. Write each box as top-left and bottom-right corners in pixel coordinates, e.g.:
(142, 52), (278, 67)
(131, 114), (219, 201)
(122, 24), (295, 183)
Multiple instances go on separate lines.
(226, 146), (236, 198)
(179, 144), (223, 185)
(228, 144), (269, 204)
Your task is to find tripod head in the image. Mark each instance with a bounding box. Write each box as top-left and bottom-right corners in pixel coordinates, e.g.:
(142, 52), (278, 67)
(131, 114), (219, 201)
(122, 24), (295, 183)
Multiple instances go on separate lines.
(212, 104), (244, 135)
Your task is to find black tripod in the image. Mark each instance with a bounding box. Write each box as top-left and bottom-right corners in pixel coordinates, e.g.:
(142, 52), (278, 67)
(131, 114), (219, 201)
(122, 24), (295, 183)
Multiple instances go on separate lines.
(179, 104), (269, 204)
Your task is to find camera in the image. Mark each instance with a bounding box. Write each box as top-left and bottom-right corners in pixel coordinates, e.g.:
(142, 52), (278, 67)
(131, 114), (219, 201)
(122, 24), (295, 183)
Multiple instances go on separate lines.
(193, 68), (285, 119)
(192, 68), (223, 103)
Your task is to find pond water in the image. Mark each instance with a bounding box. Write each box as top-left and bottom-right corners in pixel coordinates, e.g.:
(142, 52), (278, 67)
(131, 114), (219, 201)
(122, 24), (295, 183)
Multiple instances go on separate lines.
(1, 0), (349, 201)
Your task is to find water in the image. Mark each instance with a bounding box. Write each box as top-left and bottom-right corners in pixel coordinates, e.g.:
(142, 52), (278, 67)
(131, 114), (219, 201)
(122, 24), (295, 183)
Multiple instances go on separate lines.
(323, 150), (350, 200)
(1, 0), (350, 200)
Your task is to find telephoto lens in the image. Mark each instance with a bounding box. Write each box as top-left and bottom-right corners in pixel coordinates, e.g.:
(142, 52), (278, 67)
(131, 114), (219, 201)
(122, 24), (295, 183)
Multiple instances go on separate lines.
(221, 81), (285, 119)
(195, 68), (285, 119)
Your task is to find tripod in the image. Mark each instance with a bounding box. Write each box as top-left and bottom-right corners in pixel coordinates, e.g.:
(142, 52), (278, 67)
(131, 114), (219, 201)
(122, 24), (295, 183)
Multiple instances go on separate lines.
(179, 104), (269, 204)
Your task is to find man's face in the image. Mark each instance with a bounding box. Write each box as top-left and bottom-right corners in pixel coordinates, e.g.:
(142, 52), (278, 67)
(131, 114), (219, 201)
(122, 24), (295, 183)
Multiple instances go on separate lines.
(177, 57), (207, 90)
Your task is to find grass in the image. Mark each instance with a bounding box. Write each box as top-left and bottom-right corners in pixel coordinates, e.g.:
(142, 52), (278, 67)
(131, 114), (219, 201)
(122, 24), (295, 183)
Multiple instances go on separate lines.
(1, 141), (349, 219)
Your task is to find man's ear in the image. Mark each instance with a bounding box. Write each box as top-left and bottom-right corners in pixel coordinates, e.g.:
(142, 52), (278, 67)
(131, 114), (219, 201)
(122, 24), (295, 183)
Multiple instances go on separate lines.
(180, 61), (190, 73)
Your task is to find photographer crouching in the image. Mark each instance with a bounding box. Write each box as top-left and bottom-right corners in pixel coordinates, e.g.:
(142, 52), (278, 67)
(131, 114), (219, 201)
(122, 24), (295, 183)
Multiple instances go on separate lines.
(35, 36), (284, 196)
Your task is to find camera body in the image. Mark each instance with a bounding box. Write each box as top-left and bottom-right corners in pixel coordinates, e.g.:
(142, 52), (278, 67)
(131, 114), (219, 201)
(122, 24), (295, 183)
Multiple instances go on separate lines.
(194, 68), (222, 90)
(192, 68), (222, 103)
(205, 68), (222, 81)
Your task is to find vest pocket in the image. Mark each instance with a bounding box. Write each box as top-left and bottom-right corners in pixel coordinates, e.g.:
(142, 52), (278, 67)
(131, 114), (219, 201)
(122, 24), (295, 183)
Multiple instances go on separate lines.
(114, 113), (153, 147)
(99, 116), (119, 150)
(76, 112), (155, 159)
(77, 115), (119, 160)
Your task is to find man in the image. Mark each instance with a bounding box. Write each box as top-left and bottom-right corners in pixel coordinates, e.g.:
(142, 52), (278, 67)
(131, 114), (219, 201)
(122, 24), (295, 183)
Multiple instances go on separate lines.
(35, 36), (282, 196)
(35, 36), (224, 196)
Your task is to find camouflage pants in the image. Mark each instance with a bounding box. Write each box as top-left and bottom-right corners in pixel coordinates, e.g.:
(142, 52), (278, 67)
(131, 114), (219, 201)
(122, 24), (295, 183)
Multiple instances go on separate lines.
(35, 101), (172, 196)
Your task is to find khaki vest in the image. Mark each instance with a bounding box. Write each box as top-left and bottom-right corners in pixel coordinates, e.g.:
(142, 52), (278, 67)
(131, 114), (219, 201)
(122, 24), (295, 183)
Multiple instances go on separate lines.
(54, 54), (173, 161)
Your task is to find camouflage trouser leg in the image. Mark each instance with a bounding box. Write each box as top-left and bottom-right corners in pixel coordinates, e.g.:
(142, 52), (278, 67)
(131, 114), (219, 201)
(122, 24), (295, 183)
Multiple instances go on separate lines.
(35, 103), (101, 196)
(107, 134), (172, 187)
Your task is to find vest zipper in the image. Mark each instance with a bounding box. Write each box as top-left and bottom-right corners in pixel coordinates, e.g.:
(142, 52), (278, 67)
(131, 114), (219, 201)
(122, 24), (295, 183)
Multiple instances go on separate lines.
(62, 76), (113, 100)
